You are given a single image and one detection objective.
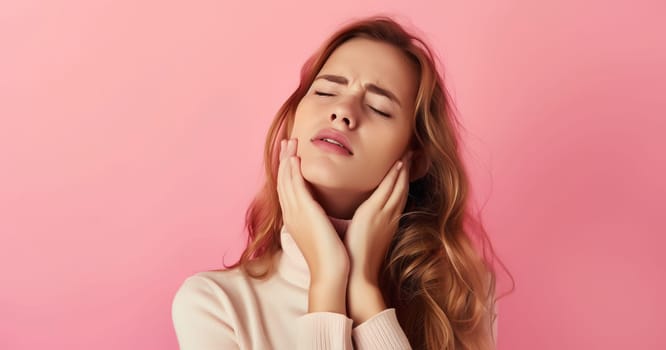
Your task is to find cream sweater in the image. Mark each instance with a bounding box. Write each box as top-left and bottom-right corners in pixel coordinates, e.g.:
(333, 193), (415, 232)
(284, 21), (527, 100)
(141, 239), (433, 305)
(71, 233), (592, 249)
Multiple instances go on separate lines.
(171, 218), (496, 349)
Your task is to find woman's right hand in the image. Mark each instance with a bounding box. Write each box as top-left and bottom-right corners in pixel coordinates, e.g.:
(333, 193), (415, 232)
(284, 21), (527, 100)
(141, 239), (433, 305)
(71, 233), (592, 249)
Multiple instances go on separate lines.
(277, 138), (350, 285)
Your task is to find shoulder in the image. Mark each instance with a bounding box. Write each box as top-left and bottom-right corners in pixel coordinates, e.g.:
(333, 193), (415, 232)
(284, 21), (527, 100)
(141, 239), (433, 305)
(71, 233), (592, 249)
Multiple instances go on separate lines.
(171, 262), (277, 313)
(171, 253), (282, 321)
(172, 269), (258, 343)
(171, 269), (254, 348)
(173, 269), (248, 306)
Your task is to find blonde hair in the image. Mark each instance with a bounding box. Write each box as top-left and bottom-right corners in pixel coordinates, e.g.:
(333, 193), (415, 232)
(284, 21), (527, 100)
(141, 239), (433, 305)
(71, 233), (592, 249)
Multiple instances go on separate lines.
(226, 15), (514, 349)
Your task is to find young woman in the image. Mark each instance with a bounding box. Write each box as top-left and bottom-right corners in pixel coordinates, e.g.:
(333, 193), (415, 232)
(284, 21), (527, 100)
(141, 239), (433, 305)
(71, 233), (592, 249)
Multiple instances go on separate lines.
(173, 15), (506, 350)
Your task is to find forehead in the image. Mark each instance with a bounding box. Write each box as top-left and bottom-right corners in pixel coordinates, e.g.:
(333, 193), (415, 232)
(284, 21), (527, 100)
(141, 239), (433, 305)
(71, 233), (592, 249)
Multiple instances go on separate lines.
(318, 38), (418, 105)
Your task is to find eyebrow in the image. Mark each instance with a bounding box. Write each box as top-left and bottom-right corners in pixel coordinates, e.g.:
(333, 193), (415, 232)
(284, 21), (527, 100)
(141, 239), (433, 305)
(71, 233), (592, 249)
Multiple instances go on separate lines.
(313, 74), (402, 107)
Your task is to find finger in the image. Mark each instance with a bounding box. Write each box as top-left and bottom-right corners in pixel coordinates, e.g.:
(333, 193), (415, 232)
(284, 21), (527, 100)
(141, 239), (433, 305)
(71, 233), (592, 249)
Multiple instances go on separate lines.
(366, 160), (404, 210)
(282, 157), (298, 214)
(284, 139), (302, 209)
(383, 157), (410, 212)
(372, 150), (412, 210)
(288, 138), (297, 158)
(290, 155), (308, 193)
(277, 140), (294, 210)
(286, 138), (318, 210)
(288, 138), (298, 178)
(279, 139), (287, 161)
(277, 157), (288, 210)
(278, 140), (292, 183)
(288, 140), (309, 204)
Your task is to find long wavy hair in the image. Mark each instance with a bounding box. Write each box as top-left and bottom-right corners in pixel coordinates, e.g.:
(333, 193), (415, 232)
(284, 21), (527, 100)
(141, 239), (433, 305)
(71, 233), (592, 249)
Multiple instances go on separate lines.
(225, 15), (514, 350)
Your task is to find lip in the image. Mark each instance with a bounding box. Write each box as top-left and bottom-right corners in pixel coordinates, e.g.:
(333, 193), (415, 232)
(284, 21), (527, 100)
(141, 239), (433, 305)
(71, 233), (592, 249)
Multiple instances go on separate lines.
(310, 128), (354, 155)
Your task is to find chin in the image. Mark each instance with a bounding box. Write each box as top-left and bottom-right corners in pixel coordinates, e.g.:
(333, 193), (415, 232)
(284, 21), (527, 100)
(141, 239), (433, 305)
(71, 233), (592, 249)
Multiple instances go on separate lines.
(301, 161), (378, 194)
(301, 162), (349, 190)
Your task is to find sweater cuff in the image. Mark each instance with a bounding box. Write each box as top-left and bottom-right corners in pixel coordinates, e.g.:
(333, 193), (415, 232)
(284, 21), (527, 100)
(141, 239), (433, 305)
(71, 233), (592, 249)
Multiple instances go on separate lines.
(297, 312), (353, 349)
(352, 308), (411, 349)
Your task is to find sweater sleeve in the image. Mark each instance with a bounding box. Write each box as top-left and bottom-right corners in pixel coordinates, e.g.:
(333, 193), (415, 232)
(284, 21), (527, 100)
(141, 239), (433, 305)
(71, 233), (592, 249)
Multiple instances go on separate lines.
(296, 312), (354, 349)
(171, 275), (240, 350)
(352, 308), (412, 349)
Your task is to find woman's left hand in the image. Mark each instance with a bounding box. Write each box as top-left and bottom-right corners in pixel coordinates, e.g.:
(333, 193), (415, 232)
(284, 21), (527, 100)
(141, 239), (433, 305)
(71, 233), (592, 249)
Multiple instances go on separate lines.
(343, 151), (413, 286)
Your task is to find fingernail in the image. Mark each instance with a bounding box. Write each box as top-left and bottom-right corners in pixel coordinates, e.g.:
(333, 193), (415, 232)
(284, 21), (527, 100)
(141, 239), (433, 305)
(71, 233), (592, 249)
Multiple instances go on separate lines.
(396, 161), (403, 170)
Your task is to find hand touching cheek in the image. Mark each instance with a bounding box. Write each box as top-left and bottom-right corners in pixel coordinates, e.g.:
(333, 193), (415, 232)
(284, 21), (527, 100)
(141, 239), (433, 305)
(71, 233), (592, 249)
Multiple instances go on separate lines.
(343, 151), (413, 285)
(277, 138), (352, 315)
(343, 151), (412, 325)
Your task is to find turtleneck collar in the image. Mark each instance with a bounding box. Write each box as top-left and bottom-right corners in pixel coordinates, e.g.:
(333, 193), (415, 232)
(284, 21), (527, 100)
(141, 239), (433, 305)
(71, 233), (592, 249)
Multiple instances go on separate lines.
(277, 216), (351, 290)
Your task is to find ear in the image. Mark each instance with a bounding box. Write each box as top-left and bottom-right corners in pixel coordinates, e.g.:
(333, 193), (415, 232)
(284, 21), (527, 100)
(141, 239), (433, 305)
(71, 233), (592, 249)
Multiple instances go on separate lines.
(409, 150), (430, 182)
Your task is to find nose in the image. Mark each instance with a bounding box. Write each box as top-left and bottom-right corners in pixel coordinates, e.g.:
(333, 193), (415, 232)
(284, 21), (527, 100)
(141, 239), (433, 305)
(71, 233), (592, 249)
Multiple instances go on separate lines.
(329, 96), (359, 129)
(329, 113), (355, 128)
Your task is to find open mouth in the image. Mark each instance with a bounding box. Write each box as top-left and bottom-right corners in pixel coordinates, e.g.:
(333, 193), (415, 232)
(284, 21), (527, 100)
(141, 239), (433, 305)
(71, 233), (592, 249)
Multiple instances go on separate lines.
(311, 138), (353, 156)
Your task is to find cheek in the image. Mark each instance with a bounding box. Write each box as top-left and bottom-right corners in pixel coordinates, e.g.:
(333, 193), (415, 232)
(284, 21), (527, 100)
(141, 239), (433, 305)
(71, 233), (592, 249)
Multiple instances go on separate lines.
(369, 154), (398, 181)
(291, 102), (322, 143)
(290, 109), (308, 139)
(290, 114), (314, 158)
(291, 101), (314, 132)
(365, 137), (410, 179)
(369, 128), (410, 161)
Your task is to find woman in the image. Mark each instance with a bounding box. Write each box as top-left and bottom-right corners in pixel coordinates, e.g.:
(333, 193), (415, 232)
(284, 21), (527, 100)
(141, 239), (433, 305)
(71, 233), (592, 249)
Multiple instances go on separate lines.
(173, 15), (506, 350)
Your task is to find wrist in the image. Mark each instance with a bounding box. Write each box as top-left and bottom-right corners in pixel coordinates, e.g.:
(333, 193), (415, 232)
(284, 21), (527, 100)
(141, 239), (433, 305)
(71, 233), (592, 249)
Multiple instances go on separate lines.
(308, 278), (348, 314)
(347, 279), (386, 324)
(307, 251), (350, 282)
(349, 264), (379, 286)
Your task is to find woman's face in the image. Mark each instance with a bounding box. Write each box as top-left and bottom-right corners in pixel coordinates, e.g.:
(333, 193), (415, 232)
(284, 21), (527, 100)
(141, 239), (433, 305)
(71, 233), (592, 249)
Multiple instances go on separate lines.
(290, 37), (419, 196)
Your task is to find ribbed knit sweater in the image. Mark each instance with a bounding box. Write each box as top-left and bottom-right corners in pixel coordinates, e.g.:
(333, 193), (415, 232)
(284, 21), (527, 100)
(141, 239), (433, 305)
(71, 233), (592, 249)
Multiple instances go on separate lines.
(171, 217), (496, 349)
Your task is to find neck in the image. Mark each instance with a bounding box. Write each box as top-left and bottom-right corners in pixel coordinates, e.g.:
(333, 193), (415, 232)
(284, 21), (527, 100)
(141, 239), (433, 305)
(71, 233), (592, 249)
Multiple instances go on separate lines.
(309, 183), (371, 220)
(327, 215), (351, 238)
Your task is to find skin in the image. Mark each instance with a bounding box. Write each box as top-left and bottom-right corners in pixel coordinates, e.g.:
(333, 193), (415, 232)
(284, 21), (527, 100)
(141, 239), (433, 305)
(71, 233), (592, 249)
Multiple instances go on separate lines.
(277, 37), (420, 326)
(290, 37), (420, 219)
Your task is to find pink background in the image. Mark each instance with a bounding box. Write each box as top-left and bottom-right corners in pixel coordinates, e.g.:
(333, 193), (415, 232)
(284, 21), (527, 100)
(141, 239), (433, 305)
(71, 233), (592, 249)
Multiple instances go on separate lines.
(2, 0), (664, 349)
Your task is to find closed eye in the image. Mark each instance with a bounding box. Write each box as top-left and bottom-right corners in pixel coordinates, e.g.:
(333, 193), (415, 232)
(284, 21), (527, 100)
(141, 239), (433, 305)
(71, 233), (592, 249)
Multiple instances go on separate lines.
(369, 106), (390, 117)
(315, 91), (390, 117)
